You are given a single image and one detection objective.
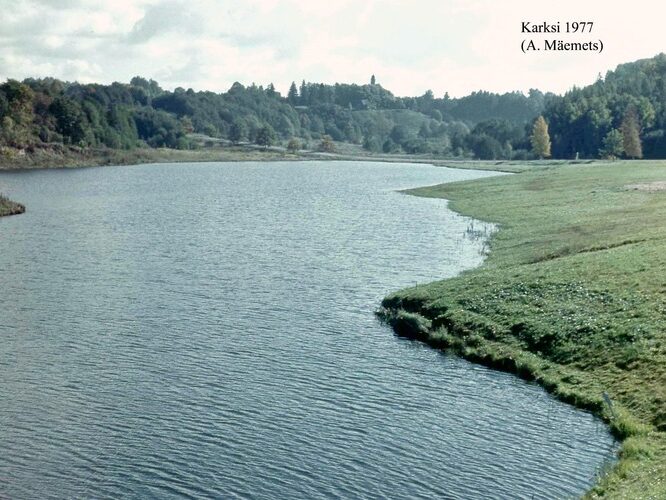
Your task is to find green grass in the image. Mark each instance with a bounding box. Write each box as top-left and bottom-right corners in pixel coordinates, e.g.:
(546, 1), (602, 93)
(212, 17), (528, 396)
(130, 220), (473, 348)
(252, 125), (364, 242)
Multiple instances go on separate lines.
(380, 160), (666, 498)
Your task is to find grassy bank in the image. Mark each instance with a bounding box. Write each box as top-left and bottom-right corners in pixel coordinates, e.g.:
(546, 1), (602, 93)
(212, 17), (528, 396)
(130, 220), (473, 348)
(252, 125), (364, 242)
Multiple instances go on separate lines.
(379, 160), (666, 498)
(0, 194), (25, 216)
(0, 143), (311, 170)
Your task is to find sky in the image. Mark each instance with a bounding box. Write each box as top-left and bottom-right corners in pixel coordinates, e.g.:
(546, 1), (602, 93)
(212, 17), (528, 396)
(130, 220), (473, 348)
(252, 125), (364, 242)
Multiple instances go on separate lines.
(0, 0), (664, 97)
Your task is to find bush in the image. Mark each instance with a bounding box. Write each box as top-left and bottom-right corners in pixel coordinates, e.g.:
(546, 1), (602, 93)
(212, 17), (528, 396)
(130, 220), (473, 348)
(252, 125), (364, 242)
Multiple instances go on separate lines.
(318, 135), (335, 153)
(287, 137), (301, 153)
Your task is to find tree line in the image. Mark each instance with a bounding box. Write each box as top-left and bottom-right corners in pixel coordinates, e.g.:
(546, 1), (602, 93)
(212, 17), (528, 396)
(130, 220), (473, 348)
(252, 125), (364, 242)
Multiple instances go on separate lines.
(0, 53), (664, 160)
(542, 54), (666, 159)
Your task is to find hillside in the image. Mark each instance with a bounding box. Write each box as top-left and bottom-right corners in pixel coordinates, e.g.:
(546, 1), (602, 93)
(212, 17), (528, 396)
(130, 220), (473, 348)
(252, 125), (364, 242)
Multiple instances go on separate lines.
(1, 54), (665, 163)
(0, 75), (545, 163)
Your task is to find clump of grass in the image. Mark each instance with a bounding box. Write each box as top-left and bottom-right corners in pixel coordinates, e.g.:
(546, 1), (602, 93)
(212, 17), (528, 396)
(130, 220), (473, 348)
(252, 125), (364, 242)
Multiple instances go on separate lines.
(0, 193), (25, 216)
(376, 308), (431, 340)
(609, 409), (652, 440)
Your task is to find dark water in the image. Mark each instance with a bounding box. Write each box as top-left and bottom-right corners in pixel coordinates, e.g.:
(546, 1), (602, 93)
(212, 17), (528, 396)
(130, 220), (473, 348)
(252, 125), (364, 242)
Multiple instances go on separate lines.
(0, 161), (616, 499)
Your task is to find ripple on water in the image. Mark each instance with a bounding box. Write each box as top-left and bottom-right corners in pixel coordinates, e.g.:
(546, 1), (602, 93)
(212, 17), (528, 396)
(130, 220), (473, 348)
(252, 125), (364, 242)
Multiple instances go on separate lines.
(0, 161), (617, 499)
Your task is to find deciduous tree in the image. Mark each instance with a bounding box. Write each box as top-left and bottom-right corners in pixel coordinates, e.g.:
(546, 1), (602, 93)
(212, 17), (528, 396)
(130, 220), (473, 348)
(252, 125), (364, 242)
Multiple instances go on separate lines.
(530, 115), (551, 158)
(255, 125), (276, 148)
(287, 137), (301, 153)
(229, 121), (247, 144)
(318, 135), (335, 153)
(621, 106), (642, 159)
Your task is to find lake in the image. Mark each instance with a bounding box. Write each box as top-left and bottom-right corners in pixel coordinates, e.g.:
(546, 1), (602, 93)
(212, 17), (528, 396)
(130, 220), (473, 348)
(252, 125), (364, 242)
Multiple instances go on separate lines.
(0, 161), (616, 499)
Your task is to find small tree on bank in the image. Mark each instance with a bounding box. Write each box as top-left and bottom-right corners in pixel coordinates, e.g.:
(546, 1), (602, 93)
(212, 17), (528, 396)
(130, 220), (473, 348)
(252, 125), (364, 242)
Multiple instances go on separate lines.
(229, 121), (247, 144)
(255, 125), (276, 148)
(287, 137), (301, 153)
(530, 115), (551, 159)
(318, 135), (335, 153)
(621, 106), (642, 159)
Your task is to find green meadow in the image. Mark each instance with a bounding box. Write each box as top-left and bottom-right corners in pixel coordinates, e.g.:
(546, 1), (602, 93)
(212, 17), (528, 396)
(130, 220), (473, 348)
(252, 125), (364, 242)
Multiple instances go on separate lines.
(380, 160), (666, 498)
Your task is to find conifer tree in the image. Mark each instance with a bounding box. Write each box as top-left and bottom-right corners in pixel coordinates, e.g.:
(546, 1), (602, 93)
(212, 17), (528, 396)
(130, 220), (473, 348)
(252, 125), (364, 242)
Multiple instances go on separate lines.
(299, 80), (308, 105)
(599, 129), (623, 159)
(287, 82), (298, 104)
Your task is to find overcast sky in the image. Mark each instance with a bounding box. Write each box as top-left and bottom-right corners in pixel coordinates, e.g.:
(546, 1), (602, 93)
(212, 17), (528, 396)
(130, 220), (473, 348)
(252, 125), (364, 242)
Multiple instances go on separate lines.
(1, 0), (664, 97)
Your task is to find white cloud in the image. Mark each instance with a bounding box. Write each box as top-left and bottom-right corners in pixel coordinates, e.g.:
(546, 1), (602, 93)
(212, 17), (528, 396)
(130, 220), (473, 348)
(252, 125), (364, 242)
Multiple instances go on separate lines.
(0, 0), (664, 96)
(127, 0), (204, 43)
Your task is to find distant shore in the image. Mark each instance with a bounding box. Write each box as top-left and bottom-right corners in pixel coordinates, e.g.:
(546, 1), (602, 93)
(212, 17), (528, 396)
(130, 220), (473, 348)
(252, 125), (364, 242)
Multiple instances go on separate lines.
(0, 142), (593, 174)
(0, 144), (597, 221)
(0, 145), (543, 222)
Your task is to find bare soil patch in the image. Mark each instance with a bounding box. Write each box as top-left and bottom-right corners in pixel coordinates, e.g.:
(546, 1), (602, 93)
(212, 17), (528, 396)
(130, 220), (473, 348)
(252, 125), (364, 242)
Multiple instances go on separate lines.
(625, 181), (666, 191)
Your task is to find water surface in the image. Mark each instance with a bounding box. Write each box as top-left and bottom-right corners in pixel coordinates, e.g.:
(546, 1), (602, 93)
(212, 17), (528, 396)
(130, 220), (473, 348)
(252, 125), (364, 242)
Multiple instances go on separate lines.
(0, 161), (616, 499)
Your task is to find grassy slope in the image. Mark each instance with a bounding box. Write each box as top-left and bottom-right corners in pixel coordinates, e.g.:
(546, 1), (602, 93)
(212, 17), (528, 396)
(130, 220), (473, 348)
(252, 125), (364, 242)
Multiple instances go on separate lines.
(381, 160), (666, 498)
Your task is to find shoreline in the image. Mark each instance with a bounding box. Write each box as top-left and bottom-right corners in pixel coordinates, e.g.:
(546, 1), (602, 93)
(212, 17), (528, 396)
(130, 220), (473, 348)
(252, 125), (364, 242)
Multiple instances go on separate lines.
(0, 144), (591, 174)
(0, 148), (553, 218)
(379, 160), (666, 498)
(0, 145), (311, 172)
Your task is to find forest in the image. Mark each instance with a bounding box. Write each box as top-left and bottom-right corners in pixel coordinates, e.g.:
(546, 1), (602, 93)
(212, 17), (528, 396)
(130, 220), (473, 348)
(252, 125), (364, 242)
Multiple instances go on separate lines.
(1, 53), (664, 160)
